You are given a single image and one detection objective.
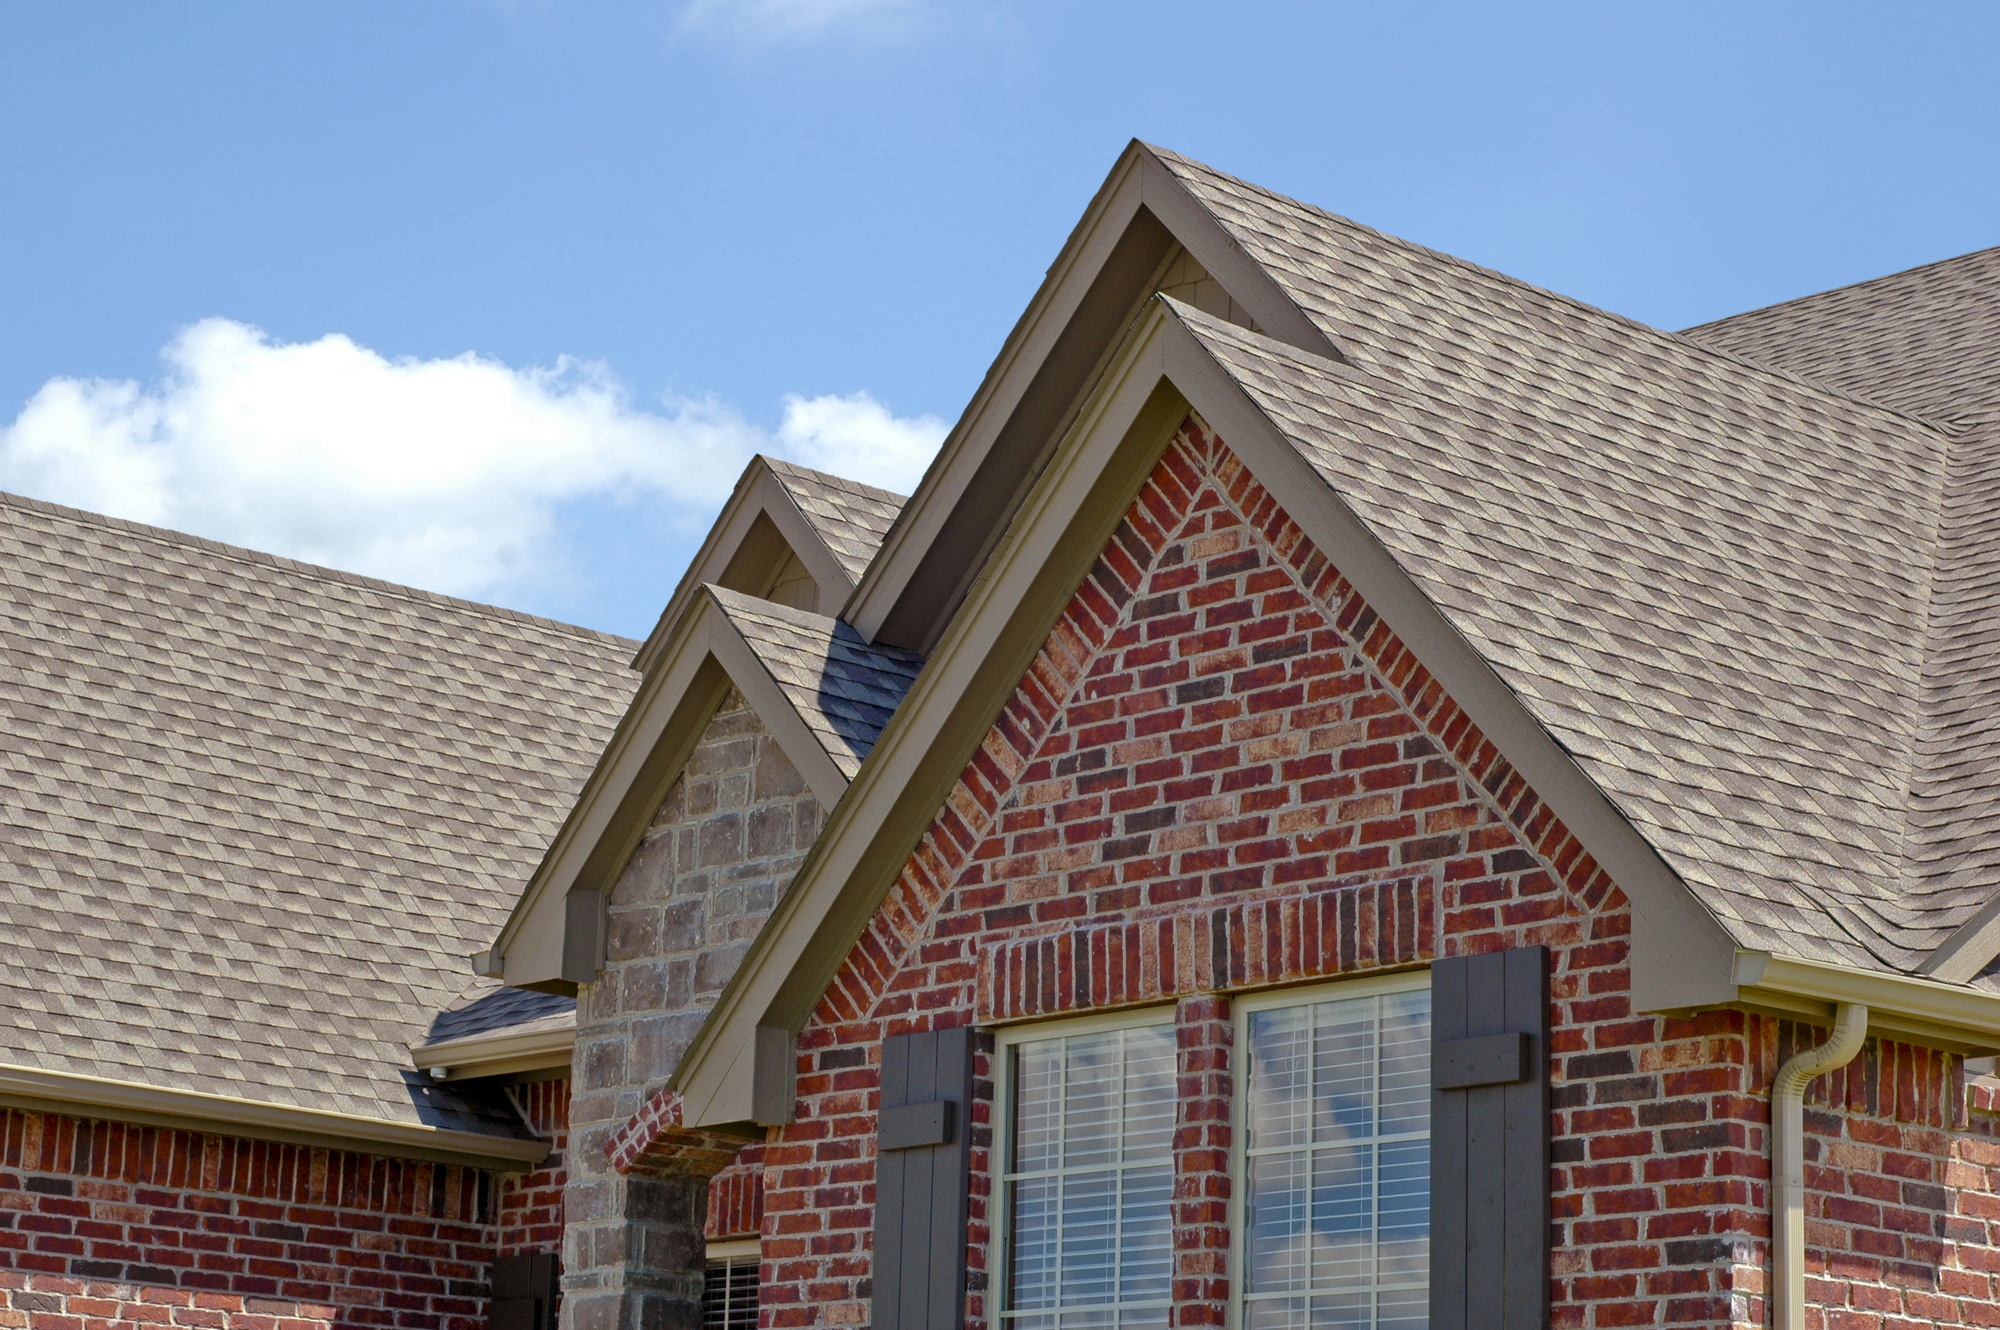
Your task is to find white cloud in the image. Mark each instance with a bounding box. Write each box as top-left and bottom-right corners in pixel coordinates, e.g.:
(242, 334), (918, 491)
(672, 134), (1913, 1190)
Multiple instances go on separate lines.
(0, 318), (945, 602)
(673, 0), (930, 44)
(777, 391), (945, 495)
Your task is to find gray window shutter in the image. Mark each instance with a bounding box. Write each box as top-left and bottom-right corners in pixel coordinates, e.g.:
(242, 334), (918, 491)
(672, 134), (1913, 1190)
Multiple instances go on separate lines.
(873, 1026), (974, 1330)
(1431, 945), (1549, 1330)
(489, 1252), (560, 1330)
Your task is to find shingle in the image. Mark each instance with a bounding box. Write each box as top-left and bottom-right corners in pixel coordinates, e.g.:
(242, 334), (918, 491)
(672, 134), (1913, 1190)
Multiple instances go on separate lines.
(762, 458), (907, 584)
(707, 586), (925, 778)
(0, 491), (637, 1128)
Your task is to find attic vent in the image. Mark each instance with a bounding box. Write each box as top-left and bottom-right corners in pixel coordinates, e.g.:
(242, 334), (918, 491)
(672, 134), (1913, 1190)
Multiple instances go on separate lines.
(1156, 249), (1259, 332)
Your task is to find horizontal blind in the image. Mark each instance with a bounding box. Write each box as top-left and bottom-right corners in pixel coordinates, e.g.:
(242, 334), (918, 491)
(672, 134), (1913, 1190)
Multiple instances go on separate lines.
(1242, 987), (1432, 1330)
(1004, 1021), (1176, 1330)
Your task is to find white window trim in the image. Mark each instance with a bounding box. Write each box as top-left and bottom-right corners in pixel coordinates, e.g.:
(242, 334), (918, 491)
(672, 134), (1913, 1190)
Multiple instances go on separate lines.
(706, 1237), (760, 1262)
(1227, 969), (1434, 1330)
(989, 1002), (1180, 1329)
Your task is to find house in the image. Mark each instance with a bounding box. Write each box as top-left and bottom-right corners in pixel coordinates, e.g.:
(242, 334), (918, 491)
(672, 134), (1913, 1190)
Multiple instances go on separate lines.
(5, 139), (2000, 1330)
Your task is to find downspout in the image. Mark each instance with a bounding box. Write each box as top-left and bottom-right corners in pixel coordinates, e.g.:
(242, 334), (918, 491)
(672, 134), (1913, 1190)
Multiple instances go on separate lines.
(1769, 1002), (1867, 1330)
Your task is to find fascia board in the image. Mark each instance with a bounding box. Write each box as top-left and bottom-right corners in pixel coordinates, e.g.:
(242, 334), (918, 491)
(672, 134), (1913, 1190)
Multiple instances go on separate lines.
(705, 604), (853, 810)
(757, 470), (863, 616)
(845, 142), (1341, 648)
(0, 1064), (549, 1171)
(496, 598), (725, 986)
(632, 463), (860, 676)
(1920, 895), (2000, 985)
(495, 590), (856, 988)
(672, 309), (1192, 1127)
(844, 144), (1152, 642)
(1737, 952), (2000, 1052)
(633, 460), (768, 675)
(408, 1013), (576, 1081)
(1156, 306), (1742, 1013)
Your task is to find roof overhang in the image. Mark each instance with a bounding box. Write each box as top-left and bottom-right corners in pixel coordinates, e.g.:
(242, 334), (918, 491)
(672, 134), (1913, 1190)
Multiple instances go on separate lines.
(486, 587), (857, 994)
(669, 296), (1773, 1130)
(1734, 951), (2000, 1053)
(845, 139), (1345, 654)
(0, 1063), (550, 1171)
(409, 1011), (577, 1082)
(633, 456), (863, 676)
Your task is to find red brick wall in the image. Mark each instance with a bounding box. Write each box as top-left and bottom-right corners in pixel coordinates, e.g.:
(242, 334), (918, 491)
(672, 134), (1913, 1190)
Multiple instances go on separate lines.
(751, 416), (1998, 1330)
(0, 1106), (504, 1330)
(499, 1080), (568, 1258)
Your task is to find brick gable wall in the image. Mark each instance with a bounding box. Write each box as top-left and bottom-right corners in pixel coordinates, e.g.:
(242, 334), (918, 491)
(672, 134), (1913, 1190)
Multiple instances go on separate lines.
(751, 416), (2000, 1330)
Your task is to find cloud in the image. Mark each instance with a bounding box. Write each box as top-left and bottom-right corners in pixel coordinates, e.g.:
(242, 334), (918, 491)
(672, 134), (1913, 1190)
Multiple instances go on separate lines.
(673, 0), (931, 44)
(0, 318), (945, 603)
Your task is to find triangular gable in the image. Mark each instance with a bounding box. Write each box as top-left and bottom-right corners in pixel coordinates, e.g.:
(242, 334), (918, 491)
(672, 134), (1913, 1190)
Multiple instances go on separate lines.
(631, 456), (905, 676)
(666, 297), (1766, 1130)
(486, 585), (920, 993)
(845, 140), (1343, 655)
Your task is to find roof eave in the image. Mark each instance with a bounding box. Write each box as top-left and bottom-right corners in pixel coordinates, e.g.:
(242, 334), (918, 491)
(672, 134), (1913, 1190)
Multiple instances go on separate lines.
(0, 1063), (549, 1171)
(409, 1012), (577, 1082)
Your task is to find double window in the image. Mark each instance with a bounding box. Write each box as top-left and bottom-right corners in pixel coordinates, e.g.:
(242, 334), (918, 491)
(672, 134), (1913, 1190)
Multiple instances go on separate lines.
(996, 976), (1431, 1330)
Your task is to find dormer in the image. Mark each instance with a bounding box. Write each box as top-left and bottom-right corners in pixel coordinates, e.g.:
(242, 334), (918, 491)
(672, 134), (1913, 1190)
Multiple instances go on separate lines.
(630, 455), (906, 675)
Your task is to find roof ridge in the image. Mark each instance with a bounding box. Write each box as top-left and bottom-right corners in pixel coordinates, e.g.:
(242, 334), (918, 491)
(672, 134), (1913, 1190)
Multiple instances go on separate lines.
(1145, 143), (1959, 443)
(760, 454), (910, 504)
(1680, 243), (2000, 339)
(0, 487), (638, 650)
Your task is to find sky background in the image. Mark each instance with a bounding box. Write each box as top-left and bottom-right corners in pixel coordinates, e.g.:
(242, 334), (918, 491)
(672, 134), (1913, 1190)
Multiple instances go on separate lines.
(4, 1), (1997, 639)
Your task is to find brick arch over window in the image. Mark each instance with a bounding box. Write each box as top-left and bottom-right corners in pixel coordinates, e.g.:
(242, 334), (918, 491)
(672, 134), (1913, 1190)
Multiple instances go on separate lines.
(757, 417), (1756, 1330)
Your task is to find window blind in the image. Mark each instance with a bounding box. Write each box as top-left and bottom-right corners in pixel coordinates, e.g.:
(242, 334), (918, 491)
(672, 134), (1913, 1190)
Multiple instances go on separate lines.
(1241, 986), (1432, 1330)
(1003, 1020), (1177, 1330)
(703, 1256), (759, 1330)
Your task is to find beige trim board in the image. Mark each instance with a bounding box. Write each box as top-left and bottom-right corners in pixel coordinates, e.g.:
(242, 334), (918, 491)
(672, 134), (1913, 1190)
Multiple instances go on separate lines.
(1735, 952), (2000, 1053)
(846, 139), (1341, 652)
(409, 1013), (576, 1082)
(490, 587), (857, 992)
(0, 1064), (550, 1171)
(670, 296), (1766, 1129)
(633, 457), (862, 676)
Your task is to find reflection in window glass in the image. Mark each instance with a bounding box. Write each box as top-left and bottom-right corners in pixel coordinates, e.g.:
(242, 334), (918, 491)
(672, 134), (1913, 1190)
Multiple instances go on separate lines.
(1004, 1021), (1176, 1330)
(1243, 987), (1431, 1330)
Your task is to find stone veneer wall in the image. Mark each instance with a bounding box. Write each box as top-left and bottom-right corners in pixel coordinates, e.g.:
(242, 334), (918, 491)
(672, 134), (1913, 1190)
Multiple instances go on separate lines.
(563, 689), (819, 1330)
(751, 418), (2000, 1330)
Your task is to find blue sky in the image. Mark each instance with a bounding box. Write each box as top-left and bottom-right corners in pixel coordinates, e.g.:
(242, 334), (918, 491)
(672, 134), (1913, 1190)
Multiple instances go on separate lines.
(4, 2), (1997, 638)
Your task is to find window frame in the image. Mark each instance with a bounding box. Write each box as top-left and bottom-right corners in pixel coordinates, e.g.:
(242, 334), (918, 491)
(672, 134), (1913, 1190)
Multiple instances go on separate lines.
(1227, 969), (1435, 1330)
(988, 1002), (1181, 1330)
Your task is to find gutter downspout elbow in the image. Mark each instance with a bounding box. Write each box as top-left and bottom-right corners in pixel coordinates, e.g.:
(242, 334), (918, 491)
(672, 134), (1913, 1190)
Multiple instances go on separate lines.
(1770, 1002), (1867, 1330)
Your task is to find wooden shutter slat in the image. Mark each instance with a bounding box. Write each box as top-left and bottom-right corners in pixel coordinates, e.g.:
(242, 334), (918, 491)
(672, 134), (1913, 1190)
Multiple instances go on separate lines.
(873, 1027), (974, 1330)
(1431, 945), (1549, 1330)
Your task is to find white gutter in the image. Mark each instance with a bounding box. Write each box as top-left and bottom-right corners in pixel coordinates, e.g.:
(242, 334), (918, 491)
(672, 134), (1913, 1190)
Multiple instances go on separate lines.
(1770, 1002), (1868, 1330)
(409, 1013), (577, 1082)
(0, 1063), (550, 1171)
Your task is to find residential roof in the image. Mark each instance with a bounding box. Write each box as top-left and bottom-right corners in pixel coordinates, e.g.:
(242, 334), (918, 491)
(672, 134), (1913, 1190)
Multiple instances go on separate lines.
(1146, 146), (1999, 977)
(0, 492), (637, 1134)
(708, 585), (925, 779)
(1684, 245), (2000, 428)
(762, 458), (907, 586)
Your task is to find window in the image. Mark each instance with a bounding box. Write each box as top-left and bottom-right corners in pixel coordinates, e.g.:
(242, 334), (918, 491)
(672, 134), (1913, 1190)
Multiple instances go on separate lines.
(996, 1011), (1178, 1330)
(1236, 977), (1432, 1330)
(702, 1241), (759, 1330)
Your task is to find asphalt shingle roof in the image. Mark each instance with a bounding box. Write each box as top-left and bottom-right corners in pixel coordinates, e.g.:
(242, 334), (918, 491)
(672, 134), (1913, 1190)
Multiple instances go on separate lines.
(1148, 144), (1999, 977)
(709, 586), (924, 778)
(763, 457), (907, 585)
(1684, 248), (2000, 966)
(0, 492), (637, 1129)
